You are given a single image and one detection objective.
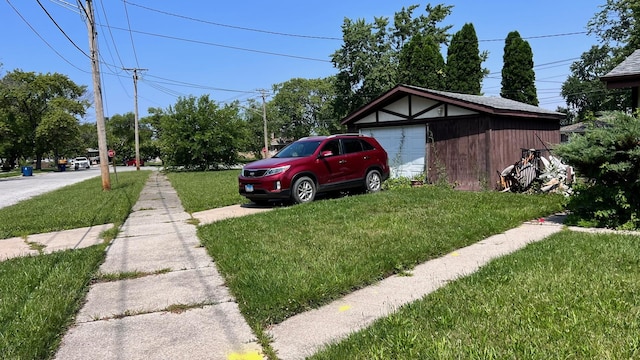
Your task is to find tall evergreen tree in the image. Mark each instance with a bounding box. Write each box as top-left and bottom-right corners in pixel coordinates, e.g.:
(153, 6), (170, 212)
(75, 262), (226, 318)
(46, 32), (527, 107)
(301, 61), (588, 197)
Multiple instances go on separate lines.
(398, 33), (446, 90)
(446, 23), (486, 94)
(501, 31), (538, 105)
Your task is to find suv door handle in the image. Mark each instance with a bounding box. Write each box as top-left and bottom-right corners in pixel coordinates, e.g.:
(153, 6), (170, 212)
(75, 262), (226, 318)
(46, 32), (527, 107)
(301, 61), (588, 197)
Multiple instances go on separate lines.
(363, 156), (370, 160)
(339, 160), (347, 164)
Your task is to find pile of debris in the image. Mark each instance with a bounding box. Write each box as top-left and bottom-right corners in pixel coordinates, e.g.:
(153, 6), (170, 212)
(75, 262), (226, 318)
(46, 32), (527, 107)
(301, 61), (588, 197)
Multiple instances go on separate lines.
(498, 149), (573, 195)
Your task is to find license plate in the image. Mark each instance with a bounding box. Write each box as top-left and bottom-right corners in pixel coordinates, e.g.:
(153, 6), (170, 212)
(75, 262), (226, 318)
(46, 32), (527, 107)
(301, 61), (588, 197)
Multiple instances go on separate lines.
(245, 184), (254, 192)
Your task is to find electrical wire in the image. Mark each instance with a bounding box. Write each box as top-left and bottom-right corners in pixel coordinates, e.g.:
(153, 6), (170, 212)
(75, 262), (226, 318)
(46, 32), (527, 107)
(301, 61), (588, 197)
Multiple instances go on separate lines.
(6, 0), (89, 73)
(103, 25), (331, 63)
(123, 0), (342, 41)
(122, 0), (140, 67)
(97, 0), (126, 68)
(35, 0), (90, 58)
(144, 74), (259, 94)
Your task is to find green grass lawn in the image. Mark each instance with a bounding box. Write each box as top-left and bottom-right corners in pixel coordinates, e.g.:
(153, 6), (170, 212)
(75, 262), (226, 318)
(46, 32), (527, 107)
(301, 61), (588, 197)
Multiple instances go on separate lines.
(311, 230), (640, 359)
(197, 186), (565, 329)
(0, 171), (151, 239)
(166, 170), (247, 213)
(0, 171), (151, 359)
(3, 169), (634, 360)
(0, 245), (106, 359)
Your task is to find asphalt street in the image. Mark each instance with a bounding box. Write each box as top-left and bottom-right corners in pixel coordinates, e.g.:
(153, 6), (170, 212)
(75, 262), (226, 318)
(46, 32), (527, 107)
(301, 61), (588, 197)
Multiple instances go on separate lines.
(0, 166), (154, 209)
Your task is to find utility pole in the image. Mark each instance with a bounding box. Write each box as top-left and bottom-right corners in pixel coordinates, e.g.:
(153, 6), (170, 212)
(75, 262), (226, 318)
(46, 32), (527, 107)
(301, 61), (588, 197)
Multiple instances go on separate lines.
(259, 89), (269, 158)
(124, 68), (147, 171)
(83, 0), (110, 190)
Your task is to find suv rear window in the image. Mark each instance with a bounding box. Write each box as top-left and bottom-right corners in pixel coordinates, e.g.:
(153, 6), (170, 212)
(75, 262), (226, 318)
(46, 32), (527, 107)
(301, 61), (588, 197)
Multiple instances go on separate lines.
(343, 138), (374, 154)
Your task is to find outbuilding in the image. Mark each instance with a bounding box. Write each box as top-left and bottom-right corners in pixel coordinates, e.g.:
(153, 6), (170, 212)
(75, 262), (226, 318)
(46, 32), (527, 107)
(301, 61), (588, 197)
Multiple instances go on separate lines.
(341, 84), (564, 190)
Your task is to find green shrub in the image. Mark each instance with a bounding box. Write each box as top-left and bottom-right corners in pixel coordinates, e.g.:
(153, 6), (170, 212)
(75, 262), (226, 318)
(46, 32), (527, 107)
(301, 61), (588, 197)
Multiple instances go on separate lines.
(554, 111), (640, 229)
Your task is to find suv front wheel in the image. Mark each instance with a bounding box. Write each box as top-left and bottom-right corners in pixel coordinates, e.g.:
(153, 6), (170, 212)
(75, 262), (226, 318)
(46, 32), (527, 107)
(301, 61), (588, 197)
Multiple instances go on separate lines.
(292, 176), (316, 204)
(365, 169), (382, 193)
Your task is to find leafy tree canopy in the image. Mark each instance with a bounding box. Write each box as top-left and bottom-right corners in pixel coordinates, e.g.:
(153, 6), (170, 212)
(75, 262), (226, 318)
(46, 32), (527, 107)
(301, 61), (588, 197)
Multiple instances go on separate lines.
(270, 77), (342, 140)
(156, 95), (246, 169)
(331, 3), (453, 117)
(0, 70), (88, 169)
(561, 0), (640, 120)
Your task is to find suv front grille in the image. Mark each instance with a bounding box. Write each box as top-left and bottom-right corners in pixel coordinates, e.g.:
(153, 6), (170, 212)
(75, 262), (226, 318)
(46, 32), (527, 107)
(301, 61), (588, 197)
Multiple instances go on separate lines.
(242, 169), (268, 177)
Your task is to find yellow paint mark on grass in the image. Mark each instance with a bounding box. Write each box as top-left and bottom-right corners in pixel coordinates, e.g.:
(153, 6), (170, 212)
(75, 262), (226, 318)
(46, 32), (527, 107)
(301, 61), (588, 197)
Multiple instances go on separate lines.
(339, 305), (352, 312)
(227, 350), (263, 360)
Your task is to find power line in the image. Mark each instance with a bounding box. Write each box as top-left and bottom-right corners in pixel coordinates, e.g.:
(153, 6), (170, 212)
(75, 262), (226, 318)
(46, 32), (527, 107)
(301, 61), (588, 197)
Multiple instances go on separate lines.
(36, 0), (90, 58)
(6, 0), (89, 73)
(97, 0), (125, 67)
(121, 0), (140, 67)
(143, 74), (259, 93)
(123, 0), (342, 41)
(102, 25), (331, 62)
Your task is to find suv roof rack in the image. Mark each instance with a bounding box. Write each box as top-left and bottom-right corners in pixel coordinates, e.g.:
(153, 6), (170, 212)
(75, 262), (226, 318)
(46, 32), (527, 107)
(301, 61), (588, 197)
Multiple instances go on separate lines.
(327, 133), (363, 138)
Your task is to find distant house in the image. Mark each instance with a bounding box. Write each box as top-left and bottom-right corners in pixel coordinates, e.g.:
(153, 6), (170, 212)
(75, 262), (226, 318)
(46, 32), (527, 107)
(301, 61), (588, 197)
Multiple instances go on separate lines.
(600, 49), (640, 111)
(341, 85), (564, 190)
(560, 120), (611, 142)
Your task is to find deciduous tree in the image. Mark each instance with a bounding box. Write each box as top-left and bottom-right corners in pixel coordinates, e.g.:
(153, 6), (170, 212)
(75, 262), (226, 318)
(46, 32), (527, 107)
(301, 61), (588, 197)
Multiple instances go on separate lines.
(0, 70), (88, 169)
(561, 45), (629, 119)
(157, 95), (245, 169)
(331, 4), (453, 117)
(270, 77), (341, 140)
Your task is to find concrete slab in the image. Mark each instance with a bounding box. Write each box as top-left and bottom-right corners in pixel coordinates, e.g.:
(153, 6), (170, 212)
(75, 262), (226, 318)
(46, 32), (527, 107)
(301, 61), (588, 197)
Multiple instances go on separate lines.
(0, 224), (112, 262)
(55, 304), (263, 360)
(0, 237), (38, 261)
(192, 204), (273, 225)
(267, 221), (565, 360)
(126, 209), (192, 222)
(76, 267), (232, 322)
(118, 220), (196, 238)
(100, 233), (212, 273)
(27, 224), (113, 254)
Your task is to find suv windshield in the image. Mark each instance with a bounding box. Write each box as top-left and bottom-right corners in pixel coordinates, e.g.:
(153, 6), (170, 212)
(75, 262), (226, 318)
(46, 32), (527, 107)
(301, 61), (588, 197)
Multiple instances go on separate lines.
(274, 140), (322, 158)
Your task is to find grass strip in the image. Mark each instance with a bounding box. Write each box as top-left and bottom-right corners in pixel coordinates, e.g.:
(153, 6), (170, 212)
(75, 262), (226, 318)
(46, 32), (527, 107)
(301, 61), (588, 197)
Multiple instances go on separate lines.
(197, 186), (564, 328)
(0, 171), (150, 239)
(311, 230), (640, 359)
(166, 170), (247, 213)
(0, 245), (106, 360)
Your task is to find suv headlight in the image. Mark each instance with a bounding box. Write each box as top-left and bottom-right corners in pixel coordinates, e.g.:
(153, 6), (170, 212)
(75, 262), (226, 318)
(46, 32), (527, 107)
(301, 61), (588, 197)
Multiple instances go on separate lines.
(265, 165), (290, 176)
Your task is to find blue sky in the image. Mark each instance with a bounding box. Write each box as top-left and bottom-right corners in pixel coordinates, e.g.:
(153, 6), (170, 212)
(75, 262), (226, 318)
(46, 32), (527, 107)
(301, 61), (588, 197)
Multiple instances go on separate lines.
(1, 1), (606, 121)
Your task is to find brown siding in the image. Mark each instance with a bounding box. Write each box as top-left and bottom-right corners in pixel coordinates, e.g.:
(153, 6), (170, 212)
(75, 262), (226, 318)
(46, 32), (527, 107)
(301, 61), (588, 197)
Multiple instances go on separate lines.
(427, 116), (489, 190)
(427, 115), (560, 190)
(489, 117), (560, 189)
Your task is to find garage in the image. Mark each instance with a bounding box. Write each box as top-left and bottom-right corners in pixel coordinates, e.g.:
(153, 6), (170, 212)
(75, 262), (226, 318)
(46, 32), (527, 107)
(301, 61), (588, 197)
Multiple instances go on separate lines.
(342, 85), (564, 190)
(361, 125), (426, 178)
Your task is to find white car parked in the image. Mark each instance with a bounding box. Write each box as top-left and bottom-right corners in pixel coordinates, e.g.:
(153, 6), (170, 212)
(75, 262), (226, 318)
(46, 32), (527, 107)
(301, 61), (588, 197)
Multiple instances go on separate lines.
(73, 157), (91, 170)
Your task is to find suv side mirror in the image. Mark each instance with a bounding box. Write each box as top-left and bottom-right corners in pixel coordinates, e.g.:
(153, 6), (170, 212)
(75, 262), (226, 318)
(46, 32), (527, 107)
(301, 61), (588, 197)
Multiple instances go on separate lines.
(319, 150), (333, 158)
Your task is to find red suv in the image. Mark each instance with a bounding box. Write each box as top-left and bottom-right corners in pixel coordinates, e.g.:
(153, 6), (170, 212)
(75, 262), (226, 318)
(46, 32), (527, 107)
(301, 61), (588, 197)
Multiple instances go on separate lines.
(239, 134), (389, 204)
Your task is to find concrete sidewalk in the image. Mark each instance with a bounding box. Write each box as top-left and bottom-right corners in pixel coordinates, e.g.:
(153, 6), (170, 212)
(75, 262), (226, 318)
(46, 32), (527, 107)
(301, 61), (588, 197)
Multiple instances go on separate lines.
(54, 172), (263, 360)
(267, 216), (567, 359)
(0, 224), (112, 261)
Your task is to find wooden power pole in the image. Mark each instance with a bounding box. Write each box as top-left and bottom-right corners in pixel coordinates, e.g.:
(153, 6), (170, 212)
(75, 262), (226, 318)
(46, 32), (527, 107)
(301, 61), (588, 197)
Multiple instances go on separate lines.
(84, 0), (110, 190)
(260, 89), (269, 158)
(124, 68), (147, 170)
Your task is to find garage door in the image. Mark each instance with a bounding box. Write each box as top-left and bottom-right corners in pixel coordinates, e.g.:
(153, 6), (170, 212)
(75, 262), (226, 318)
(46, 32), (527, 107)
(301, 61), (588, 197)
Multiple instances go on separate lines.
(360, 126), (426, 178)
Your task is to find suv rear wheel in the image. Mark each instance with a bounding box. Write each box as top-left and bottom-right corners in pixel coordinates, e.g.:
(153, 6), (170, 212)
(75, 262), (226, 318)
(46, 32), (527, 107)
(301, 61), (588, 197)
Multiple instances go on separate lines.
(365, 169), (382, 192)
(292, 176), (316, 204)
